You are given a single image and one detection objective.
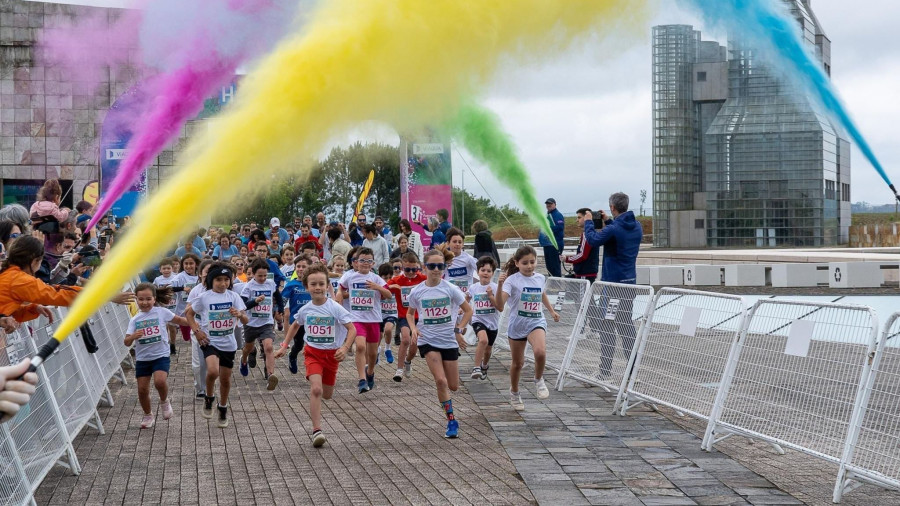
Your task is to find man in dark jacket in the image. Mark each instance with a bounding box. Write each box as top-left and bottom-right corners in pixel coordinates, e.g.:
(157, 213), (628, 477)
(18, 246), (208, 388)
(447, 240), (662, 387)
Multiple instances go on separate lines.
(539, 198), (565, 277)
(583, 193), (643, 378)
(561, 208), (599, 282)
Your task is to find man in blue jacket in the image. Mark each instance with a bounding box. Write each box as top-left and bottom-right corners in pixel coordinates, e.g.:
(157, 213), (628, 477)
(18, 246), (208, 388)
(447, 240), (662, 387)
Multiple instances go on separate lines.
(539, 198), (566, 277)
(583, 192), (643, 379)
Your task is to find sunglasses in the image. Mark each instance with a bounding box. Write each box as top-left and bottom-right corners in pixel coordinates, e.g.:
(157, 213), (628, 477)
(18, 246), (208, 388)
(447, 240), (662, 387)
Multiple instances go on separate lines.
(358, 259), (374, 265)
(393, 266), (402, 271)
(424, 263), (446, 271)
(10, 233), (21, 239)
(403, 267), (420, 273)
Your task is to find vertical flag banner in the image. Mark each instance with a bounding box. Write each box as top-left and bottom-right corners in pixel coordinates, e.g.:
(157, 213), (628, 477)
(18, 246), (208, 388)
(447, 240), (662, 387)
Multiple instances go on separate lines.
(400, 132), (452, 248)
(352, 169), (376, 223)
(98, 88), (146, 219)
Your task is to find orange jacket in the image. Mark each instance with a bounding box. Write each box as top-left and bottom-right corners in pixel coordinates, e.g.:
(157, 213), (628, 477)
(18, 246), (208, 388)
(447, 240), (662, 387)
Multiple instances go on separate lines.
(0, 266), (81, 322)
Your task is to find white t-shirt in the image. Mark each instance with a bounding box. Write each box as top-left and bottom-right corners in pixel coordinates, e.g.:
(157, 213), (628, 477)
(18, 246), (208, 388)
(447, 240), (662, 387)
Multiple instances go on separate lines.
(190, 290), (246, 352)
(444, 252), (478, 294)
(127, 307), (176, 362)
(172, 272), (199, 315)
(469, 281), (499, 330)
(407, 280), (466, 349)
(240, 279), (277, 327)
(280, 264), (295, 277)
(295, 299), (353, 350)
(153, 274), (178, 312)
(338, 270), (388, 323)
(502, 272), (547, 339)
(381, 295), (398, 321)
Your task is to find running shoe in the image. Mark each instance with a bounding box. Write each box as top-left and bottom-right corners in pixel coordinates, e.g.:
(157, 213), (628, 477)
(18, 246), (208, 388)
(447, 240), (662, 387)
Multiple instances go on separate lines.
(170, 343), (177, 355)
(509, 390), (525, 411)
(161, 400), (174, 420)
(470, 367), (482, 380)
(239, 360), (249, 377)
(358, 379), (370, 394)
(480, 365), (489, 380)
(140, 414), (155, 429)
(289, 355), (298, 374)
(393, 368), (404, 382)
(195, 392), (205, 400)
(202, 396), (216, 418)
(445, 419), (459, 439)
(365, 367), (375, 390)
(404, 361), (412, 378)
(385, 348), (394, 364)
(535, 378), (550, 400)
(248, 349), (258, 368)
(312, 430), (326, 448)
(217, 405), (228, 428)
(267, 374), (279, 391)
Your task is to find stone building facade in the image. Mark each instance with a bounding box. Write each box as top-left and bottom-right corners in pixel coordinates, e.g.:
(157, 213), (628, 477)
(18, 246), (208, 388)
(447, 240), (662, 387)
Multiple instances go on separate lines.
(0, 0), (193, 211)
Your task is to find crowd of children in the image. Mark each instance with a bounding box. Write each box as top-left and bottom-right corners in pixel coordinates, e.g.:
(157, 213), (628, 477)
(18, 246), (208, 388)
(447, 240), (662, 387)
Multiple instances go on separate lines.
(125, 220), (561, 444)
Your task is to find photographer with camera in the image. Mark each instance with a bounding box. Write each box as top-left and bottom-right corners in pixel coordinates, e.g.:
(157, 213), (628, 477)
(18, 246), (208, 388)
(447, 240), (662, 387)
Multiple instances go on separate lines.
(560, 208), (599, 282)
(583, 192), (643, 379)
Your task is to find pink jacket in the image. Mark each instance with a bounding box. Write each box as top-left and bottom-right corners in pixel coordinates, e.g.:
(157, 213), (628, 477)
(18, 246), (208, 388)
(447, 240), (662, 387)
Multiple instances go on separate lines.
(29, 201), (69, 222)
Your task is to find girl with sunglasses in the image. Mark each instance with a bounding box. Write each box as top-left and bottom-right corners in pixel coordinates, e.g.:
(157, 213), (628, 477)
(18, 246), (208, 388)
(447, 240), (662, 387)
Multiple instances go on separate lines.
(405, 249), (473, 438)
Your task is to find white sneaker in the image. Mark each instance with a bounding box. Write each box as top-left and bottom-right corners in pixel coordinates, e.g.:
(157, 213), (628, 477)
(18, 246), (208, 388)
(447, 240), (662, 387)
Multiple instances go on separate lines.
(161, 400), (174, 420)
(535, 378), (550, 400)
(140, 414), (155, 429)
(471, 367), (482, 380)
(510, 389), (525, 411)
(393, 368), (404, 382)
(404, 361), (412, 378)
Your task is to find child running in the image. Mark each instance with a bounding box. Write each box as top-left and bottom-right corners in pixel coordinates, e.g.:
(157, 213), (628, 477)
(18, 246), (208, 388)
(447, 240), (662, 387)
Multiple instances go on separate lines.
(386, 252), (426, 382)
(238, 259), (283, 390)
(496, 246), (560, 411)
(468, 256), (499, 380)
(185, 259), (215, 399)
(406, 249), (473, 438)
(335, 247), (392, 393)
(188, 263), (248, 428)
(172, 253), (201, 343)
(124, 283), (189, 428)
(443, 228), (478, 295)
(327, 254), (346, 296)
(281, 254), (312, 374)
(153, 257), (179, 355)
(377, 263), (397, 364)
(275, 264), (356, 447)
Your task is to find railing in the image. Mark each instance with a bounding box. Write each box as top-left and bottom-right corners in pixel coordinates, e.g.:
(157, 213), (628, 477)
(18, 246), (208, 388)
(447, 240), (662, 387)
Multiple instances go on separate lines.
(0, 299), (134, 506)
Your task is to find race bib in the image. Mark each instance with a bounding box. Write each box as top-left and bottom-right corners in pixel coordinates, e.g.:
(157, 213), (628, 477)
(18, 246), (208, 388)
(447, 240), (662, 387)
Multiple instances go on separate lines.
(305, 315), (336, 344)
(400, 286), (413, 307)
(250, 290), (272, 318)
(182, 282), (197, 300)
(381, 299), (398, 317)
(421, 297), (451, 325)
(447, 267), (470, 292)
(449, 278), (469, 293)
(135, 318), (162, 345)
(208, 304), (235, 337)
(518, 288), (542, 318)
(266, 272), (275, 282)
(350, 287), (375, 311)
(473, 293), (495, 315)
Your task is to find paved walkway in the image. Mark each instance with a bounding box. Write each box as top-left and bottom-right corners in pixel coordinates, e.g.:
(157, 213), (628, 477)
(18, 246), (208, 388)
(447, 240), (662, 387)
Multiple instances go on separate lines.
(33, 338), (896, 505)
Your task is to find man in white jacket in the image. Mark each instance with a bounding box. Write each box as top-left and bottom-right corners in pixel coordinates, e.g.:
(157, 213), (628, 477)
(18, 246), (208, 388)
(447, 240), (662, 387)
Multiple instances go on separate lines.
(362, 224), (390, 267)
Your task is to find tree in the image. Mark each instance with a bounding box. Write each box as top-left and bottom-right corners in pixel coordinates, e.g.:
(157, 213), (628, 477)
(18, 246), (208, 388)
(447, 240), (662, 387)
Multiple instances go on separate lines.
(452, 187), (528, 234)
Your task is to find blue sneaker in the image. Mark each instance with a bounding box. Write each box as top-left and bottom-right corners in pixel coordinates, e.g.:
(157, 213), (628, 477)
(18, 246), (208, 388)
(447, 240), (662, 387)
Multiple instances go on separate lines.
(365, 365), (375, 390)
(358, 379), (370, 394)
(239, 360), (249, 377)
(385, 349), (394, 364)
(289, 356), (298, 375)
(445, 419), (459, 439)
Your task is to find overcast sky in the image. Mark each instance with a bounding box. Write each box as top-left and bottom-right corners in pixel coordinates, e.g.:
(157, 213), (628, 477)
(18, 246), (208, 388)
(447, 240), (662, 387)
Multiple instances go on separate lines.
(31, 0), (900, 215)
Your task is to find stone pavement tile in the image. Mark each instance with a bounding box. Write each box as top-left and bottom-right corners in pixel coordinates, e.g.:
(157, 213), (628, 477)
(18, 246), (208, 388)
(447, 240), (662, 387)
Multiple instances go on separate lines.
(581, 487), (644, 505)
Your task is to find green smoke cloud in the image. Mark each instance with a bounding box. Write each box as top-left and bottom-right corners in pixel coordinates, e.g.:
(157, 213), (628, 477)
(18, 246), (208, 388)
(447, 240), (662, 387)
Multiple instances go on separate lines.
(445, 102), (557, 249)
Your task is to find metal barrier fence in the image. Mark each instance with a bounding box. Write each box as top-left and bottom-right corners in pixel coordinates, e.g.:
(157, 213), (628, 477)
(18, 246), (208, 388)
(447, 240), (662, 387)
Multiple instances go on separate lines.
(704, 299), (878, 461)
(834, 311), (900, 502)
(616, 288), (747, 423)
(555, 281), (654, 393)
(492, 277), (591, 373)
(0, 300), (133, 506)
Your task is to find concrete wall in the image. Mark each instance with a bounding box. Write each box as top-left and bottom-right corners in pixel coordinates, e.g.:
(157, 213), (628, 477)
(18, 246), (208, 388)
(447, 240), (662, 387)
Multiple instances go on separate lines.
(692, 61), (728, 102)
(669, 209), (707, 248)
(0, 0), (191, 208)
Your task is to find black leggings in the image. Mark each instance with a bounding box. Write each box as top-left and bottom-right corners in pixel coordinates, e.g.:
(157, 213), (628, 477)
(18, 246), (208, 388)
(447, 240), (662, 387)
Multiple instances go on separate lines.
(289, 326), (306, 360)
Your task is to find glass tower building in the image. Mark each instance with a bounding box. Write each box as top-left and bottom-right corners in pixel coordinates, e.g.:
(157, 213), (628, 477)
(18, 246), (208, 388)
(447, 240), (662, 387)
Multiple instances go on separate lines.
(652, 0), (851, 248)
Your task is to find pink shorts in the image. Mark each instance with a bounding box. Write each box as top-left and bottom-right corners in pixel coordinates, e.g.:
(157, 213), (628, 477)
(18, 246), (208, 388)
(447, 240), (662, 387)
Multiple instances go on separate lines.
(353, 322), (382, 344)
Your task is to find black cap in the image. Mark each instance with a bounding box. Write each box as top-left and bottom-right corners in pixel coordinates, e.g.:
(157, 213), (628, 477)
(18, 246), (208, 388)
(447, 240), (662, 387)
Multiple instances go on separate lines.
(206, 265), (235, 287)
(545, 198), (556, 205)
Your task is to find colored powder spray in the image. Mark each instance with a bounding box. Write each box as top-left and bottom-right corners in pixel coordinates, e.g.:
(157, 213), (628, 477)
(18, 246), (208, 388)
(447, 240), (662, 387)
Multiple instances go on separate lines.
(54, 0), (649, 338)
(444, 103), (557, 248)
(683, 0), (892, 191)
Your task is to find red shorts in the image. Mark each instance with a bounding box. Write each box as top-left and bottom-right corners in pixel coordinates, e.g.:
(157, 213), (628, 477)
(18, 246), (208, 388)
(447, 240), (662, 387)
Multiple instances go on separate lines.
(353, 322), (381, 344)
(304, 345), (339, 386)
(179, 325), (192, 342)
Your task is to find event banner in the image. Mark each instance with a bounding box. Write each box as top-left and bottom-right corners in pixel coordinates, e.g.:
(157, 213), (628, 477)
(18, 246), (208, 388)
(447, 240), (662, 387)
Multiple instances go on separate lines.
(400, 133), (452, 248)
(99, 88), (145, 219)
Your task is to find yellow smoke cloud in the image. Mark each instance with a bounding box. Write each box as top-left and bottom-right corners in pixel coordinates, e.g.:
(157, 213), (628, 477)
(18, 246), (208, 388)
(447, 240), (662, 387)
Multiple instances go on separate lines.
(56, 0), (649, 338)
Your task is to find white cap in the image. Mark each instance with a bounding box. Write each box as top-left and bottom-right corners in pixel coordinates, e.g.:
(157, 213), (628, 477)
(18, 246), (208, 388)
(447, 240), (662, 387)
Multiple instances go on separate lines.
(270, 217), (280, 227)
